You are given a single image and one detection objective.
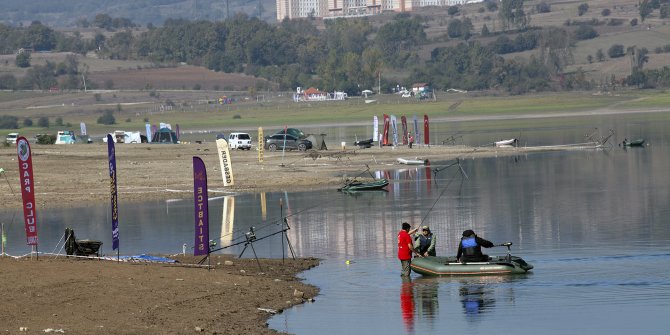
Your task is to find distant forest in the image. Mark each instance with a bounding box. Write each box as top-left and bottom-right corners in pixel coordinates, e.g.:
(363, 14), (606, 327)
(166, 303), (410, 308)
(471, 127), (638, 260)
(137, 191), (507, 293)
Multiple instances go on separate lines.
(3, 1), (670, 94)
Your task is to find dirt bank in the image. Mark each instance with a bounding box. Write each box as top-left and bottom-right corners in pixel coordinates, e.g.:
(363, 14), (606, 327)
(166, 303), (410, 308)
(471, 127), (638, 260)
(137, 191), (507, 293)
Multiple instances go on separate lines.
(0, 255), (319, 334)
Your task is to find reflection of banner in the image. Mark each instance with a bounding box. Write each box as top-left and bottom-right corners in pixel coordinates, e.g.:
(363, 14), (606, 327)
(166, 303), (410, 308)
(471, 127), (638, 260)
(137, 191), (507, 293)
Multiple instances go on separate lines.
(107, 134), (119, 250)
(391, 115), (398, 146)
(145, 123), (152, 143)
(216, 139), (235, 186)
(221, 196), (235, 246)
(413, 115), (419, 145)
(382, 114), (390, 145)
(401, 116), (408, 145)
(373, 116), (378, 143)
(260, 192), (267, 221)
(423, 114), (430, 145)
(193, 157), (209, 256)
(16, 137), (38, 246)
(258, 127), (264, 163)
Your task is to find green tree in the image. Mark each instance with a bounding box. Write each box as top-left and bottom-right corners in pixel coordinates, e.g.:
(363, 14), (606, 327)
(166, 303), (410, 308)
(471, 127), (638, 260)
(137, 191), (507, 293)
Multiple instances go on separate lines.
(538, 27), (573, 74)
(23, 21), (56, 51)
(37, 117), (49, 128)
(608, 44), (625, 58)
(97, 110), (116, 125)
(578, 3), (589, 16)
(639, 0), (653, 22)
(23, 118), (33, 127)
(596, 49), (605, 61)
(15, 52), (30, 68)
(499, 0), (528, 31)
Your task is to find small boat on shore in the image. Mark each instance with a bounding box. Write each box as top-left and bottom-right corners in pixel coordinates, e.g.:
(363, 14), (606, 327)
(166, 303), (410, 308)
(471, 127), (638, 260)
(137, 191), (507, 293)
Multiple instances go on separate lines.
(622, 138), (645, 147)
(338, 178), (389, 192)
(397, 157), (428, 165)
(410, 242), (533, 276)
(495, 138), (518, 147)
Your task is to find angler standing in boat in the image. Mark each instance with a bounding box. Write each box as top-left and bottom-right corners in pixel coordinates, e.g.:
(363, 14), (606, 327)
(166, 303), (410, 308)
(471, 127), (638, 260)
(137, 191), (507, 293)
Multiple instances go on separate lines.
(398, 222), (422, 277)
(414, 226), (436, 257)
(457, 229), (494, 263)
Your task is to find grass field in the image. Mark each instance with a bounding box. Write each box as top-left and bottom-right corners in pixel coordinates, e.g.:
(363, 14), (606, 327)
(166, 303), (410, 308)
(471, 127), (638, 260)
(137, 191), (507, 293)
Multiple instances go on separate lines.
(3, 88), (669, 142)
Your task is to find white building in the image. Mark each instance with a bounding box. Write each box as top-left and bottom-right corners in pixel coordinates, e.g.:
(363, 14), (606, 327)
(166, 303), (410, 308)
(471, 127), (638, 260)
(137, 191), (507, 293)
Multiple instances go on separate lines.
(277, 0), (483, 20)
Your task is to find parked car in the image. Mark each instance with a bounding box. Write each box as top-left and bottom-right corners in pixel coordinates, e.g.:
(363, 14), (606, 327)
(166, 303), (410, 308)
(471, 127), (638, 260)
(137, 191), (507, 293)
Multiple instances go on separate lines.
(228, 132), (252, 150)
(272, 128), (306, 139)
(265, 134), (312, 152)
(5, 132), (19, 144)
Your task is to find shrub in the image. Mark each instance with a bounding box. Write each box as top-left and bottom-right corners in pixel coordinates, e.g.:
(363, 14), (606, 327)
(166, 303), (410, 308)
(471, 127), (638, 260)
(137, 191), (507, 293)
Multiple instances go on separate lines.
(536, 2), (551, 13)
(631, 18), (638, 26)
(578, 3), (589, 16)
(37, 117), (49, 128)
(15, 53), (30, 68)
(608, 44), (625, 58)
(55, 117), (64, 126)
(573, 25), (599, 40)
(0, 115), (19, 129)
(23, 118), (33, 127)
(97, 110), (116, 125)
(233, 114), (242, 119)
(602, 9), (611, 16)
(36, 134), (56, 145)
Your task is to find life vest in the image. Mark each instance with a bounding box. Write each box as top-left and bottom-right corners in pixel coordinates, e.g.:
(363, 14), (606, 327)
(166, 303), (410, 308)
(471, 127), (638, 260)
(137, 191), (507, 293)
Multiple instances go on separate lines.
(417, 234), (433, 254)
(461, 236), (480, 256)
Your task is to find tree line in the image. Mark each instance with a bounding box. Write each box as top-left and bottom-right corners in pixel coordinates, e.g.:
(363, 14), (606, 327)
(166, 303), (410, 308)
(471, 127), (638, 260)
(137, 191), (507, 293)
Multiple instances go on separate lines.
(3, 2), (670, 94)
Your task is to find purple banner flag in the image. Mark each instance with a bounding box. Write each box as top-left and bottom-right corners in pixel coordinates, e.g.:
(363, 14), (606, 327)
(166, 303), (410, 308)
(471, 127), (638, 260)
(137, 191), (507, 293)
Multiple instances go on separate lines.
(193, 157), (209, 256)
(107, 134), (120, 250)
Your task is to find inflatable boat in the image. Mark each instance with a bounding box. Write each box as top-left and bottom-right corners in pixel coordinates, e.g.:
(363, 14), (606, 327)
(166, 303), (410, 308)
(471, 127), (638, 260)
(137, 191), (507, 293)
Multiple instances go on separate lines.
(410, 242), (533, 276)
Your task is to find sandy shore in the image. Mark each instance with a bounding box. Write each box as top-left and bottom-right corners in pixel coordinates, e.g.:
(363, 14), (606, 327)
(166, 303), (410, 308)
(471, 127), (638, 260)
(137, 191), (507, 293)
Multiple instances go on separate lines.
(0, 142), (566, 210)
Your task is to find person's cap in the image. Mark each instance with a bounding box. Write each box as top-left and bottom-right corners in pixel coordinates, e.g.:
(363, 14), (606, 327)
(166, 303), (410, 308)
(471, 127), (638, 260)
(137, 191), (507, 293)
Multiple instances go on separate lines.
(462, 229), (475, 237)
(422, 225), (430, 231)
(402, 222), (411, 230)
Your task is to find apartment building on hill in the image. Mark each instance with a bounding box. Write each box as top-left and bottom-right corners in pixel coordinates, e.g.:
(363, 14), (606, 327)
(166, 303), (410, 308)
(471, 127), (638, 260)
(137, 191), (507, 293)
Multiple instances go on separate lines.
(276, 0), (483, 20)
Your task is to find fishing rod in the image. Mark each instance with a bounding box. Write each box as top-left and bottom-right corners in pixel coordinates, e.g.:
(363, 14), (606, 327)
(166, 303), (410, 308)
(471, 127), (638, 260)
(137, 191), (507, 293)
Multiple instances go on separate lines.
(431, 158), (468, 181)
(210, 203), (319, 246)
(419, 159), (467, 226)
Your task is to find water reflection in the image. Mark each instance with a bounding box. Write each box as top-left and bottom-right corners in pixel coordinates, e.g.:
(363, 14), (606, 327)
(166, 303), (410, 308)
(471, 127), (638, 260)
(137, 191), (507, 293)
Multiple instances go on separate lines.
(459, 282), (495, 319)
(400, 278), (415, 333)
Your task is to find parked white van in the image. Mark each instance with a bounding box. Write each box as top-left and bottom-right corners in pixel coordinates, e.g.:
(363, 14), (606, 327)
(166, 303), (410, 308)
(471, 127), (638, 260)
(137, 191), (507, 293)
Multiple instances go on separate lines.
(228, 132), (252, 150)
(5, 132), (19, 144)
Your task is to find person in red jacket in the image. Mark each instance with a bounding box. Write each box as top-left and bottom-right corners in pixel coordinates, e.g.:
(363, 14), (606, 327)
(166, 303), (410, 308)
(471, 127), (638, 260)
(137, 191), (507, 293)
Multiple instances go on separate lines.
(398, 222), (421, 277)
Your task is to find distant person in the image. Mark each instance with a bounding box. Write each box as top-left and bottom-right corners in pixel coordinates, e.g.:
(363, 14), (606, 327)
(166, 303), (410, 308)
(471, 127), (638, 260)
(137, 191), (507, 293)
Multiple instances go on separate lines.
(409, 133), (414, 149)
(457, 229), (494, 263)
(414, 225), (436, 257)
(398, 222), (421, 277)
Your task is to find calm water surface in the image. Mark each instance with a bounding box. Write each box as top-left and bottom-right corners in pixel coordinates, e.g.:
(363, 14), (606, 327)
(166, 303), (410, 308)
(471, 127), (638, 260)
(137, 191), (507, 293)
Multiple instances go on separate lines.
(2, 113), (670, 334)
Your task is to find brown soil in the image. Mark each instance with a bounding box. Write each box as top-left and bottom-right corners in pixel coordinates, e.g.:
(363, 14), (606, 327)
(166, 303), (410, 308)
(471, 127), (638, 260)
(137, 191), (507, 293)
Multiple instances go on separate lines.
(0, 255), (319, 334)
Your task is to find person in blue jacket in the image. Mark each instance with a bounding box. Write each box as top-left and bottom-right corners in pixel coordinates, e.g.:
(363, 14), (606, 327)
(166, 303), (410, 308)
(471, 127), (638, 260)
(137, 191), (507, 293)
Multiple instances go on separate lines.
(457, 229), (494, 263)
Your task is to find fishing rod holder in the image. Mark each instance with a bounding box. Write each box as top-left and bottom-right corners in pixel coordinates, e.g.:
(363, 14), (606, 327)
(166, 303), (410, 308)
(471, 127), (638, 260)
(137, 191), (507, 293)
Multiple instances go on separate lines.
(499, 242), (513, 263)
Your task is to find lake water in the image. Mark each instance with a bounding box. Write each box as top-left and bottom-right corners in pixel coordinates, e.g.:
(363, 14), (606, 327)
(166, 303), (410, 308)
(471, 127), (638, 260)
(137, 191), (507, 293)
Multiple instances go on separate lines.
(2, 112), (670, 334)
